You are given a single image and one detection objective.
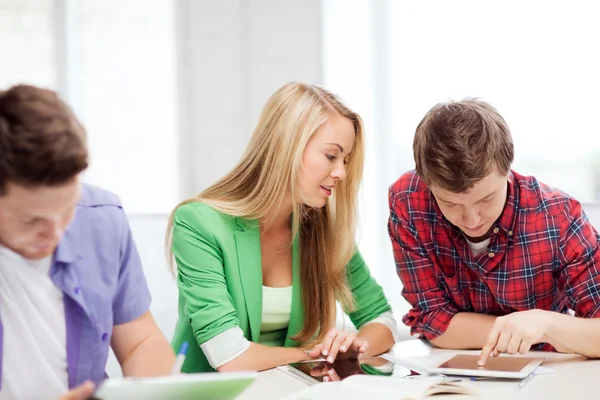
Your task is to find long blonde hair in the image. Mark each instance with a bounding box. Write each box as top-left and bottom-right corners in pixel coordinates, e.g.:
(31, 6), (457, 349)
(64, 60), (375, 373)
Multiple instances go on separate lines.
(166, 82), (365, 344)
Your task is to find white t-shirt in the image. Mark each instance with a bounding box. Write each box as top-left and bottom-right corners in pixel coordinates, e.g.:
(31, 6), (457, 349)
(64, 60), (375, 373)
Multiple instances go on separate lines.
(259, 286), (293, 346)
(0, 245), (68, 400)
(466, 237), (491, 256)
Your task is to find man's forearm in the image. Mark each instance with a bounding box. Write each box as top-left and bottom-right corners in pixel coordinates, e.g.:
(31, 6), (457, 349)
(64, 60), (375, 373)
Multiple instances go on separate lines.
(430, 312), (497, 349)
(545, 313), (600, 358)
(121, 333), (176, 376)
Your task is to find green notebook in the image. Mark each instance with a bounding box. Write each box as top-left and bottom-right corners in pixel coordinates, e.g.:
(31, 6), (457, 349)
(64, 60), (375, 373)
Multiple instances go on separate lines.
(93, 371), (257, 400)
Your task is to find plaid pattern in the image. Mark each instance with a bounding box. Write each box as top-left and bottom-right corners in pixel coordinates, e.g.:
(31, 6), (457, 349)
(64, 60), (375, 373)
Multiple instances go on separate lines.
(388, 170), (600, 343)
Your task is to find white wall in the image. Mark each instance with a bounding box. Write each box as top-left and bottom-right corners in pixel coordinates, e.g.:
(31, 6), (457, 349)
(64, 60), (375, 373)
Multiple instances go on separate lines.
(0, 0), (179, 214)
(176, 0), (324, 198)
(77, 0), (179, 214)
(388, 0), (600, 203)
(323, 0), (408, 314)
(0, 0), (56, 89)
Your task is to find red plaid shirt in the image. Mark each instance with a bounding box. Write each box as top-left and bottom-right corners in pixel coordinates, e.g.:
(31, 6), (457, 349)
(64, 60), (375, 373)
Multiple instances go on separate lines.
(388, 170), (600, 344)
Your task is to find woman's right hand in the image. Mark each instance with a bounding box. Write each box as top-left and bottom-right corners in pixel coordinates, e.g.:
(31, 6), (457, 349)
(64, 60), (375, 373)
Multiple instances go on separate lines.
(58, 381), (95, 400)
(306, 328), (369, 363)
(309, 363), (341, 383)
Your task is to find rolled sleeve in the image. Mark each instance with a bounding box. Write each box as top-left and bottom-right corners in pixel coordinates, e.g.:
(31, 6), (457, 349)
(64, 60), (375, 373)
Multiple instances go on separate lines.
(388, 193), (459, 340)
(112, 210), (151, 325)
(363, 310), (401, 342)
(200, 326), (251, 368)
(173, 205), (241, 345)
(402, 302), (459, 340)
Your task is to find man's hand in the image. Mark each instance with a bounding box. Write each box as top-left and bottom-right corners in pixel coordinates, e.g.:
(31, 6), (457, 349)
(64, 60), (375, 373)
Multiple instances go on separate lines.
(479, 310), (551, 366)
(306, 328), (369, 363)
(58, 381), (95, 400)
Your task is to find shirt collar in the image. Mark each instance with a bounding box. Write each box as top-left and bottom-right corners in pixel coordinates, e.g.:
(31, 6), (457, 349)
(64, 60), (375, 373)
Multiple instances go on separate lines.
(49, 233), (89, 317)
(53, 233), (82, 265)
(495, 171), (519, 235)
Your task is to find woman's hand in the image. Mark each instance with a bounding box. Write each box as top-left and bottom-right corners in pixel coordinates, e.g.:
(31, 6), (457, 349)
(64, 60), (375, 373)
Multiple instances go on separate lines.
(309, 363), (341, 383)
(306, 328), (369, 363)
(309, 358), (365, 382)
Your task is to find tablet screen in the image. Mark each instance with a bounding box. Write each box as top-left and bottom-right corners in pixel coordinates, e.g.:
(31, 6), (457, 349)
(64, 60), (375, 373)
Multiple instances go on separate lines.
(437, 354), (536, 372)
(288, 357), (393, 383)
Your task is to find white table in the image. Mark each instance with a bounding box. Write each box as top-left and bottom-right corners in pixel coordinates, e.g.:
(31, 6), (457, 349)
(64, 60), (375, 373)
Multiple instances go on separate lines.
(238, 339), (600, 399)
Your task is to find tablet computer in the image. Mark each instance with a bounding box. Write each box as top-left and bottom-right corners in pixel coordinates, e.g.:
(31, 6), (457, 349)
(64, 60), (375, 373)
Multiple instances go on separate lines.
(277, 357), (393, 385)
(427, 354), (544, 379)
(92, 371), (257, 400)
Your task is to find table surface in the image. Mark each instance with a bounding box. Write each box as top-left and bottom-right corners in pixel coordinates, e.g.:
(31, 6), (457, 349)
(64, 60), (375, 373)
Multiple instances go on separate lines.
(237, 338), (600, 400)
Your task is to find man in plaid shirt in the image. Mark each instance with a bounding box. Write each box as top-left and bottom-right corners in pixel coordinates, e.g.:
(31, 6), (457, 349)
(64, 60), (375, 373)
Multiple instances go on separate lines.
(388, 99), (600, 365)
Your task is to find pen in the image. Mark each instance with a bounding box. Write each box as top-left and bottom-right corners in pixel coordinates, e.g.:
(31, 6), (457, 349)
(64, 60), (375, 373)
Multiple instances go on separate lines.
(171, 341), (189, 375)
(470, 377), (500, 381)
(518, 371), (535, 390)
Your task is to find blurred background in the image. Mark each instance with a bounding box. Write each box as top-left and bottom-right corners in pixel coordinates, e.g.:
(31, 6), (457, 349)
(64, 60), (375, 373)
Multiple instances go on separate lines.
(2, 0), (600, 376)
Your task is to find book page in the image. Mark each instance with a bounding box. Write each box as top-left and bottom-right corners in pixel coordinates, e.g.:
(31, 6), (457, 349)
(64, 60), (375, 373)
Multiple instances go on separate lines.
(283, 376), (480, 400)
(344, 375), (479, 400)
(423, 381), (479, 398)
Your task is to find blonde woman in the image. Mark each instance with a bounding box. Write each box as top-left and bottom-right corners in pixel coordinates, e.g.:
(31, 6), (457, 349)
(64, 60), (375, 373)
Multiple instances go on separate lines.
(167, 82), (397, 374)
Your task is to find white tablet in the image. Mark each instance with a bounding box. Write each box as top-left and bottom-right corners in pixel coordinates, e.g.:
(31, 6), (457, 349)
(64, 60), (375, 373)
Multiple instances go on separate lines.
(428, 354), (544, 379)
(92, 371), (257, 400)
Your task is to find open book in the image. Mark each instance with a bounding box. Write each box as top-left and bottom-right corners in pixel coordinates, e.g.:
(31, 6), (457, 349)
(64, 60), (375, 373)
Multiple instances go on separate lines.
(285, 375), (480, 400)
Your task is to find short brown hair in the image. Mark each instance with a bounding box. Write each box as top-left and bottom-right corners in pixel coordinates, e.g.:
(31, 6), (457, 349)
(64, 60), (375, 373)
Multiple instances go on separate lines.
(413, 98), (514, 193)
(0, 85), (88, 195)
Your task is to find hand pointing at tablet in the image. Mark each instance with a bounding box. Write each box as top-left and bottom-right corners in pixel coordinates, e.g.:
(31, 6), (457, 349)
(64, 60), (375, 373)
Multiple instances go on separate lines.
(479, 310), (550, 366)
(306, 328), (369, 363)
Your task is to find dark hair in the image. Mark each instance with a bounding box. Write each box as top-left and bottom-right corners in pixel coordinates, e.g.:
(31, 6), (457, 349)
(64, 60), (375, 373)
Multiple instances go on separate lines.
(0, 84), (88, 195)
(413, 98), (514, 193)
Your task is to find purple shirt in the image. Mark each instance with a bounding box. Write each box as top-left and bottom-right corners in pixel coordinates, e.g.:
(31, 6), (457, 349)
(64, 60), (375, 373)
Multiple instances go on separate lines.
(0, 184), (151, 389)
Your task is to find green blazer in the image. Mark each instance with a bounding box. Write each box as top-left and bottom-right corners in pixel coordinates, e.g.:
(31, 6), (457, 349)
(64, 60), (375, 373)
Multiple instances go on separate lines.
(170, 202), (392, 373)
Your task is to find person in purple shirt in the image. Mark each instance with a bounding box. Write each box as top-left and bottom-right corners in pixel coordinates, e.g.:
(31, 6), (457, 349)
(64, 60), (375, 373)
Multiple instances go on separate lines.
(0, 85), (175, 399)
